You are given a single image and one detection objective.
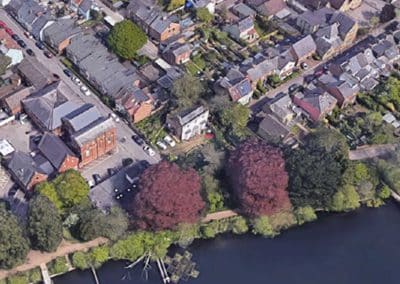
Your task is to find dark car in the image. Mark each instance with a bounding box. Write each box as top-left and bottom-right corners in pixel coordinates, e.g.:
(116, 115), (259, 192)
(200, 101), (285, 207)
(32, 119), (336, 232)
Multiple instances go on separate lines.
(17, 39), (26, 48)
(26, 48), (35, 56)
(132, 135), (144, 145)
(32, 135), (42, 144)
(93, 174), (102, 185)
(44, 50), (53, 58)
(63, 69), (72, 77)
(11, 34), (19, 41)
(288, 83), (302, 94)
(138, 160), (150, 170)
(35, 41), (45, 50)
(8, 184), (19, 197)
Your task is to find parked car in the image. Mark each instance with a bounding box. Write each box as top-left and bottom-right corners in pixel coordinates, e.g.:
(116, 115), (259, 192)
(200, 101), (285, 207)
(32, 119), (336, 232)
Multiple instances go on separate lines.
(5, 28), (13, 36)
(289, 83), (302, 94)
(93, 174), (102, 185)
(84, 89), (91, 96)
(300, 62), (308, 70)
(35, 41), (45, 50)
(143, 145), (155, 157)
(80, 85), (88, 92)
(11, 34), (19, 41)
(156, 141), (168, 150)
(24, 31), (33, 39)
(26, 49), (35, 56)
(0, 21), (6, 28)
(111, 113), (120, 123)
(17, 39), (26, 48)
(132, 135), (144, 145)
(63, 69), (72, 77)
(164, 135), (176, 147)
(44, 50), (53, 58)
(73, 77), (81, 85)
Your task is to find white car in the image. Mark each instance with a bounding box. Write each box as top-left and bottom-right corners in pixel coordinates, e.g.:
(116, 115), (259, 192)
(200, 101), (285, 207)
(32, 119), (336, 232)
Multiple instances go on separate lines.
(80, 85), (88, 92)
(84, 89), (91, 96)
(73, 77), (82, 85)
(143, 145), (155, 156)
(111, 113), (120, 122)
(164, 135), (176, 147)
(156, 141), (168, 150)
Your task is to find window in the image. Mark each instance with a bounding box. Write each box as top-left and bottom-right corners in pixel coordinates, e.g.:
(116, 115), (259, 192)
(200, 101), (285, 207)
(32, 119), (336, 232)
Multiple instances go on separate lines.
(85, 150), (90, 157)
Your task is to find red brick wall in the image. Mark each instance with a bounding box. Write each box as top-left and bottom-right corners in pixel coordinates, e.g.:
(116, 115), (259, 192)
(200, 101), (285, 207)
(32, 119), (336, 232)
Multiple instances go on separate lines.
(59, 155), (79, 172)
(28, 172), (48, 191)
(78, 127), (117, 168)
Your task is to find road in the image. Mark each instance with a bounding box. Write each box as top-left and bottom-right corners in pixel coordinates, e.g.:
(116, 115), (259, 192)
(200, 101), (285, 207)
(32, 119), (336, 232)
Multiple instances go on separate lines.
(0, 9), (160, 177)
(249, 20), (396, 114)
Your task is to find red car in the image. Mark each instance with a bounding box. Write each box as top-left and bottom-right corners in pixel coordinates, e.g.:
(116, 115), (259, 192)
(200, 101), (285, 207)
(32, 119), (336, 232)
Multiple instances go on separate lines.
(0, 21), (6, 28)
(44, 51), (53, 58)
(5, 28), (14, 36)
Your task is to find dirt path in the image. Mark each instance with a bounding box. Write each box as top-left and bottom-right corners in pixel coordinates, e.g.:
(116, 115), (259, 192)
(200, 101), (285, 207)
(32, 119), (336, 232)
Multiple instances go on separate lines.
(349, 144), (397, 160)
(202, 210), (238, 223)
(0, 238), (108, 280)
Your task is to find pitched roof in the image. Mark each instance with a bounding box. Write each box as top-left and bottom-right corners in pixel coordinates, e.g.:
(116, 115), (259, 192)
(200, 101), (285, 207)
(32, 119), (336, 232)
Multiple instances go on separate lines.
(17, 56), (53, 89)
(257, 0), (287, 16)
(38, 133), (76, 170)
(258, 114), (290, 139)
(4, 87), (34, 112)
(43, 18), (81, 46)
(301, 88), (337, 114)
(177, 105), (208, 126)
(72, 116), (115, 147)
(23, 81), (80, 131)
(62, 103), (102, 133)
(291, 35), (317, 58)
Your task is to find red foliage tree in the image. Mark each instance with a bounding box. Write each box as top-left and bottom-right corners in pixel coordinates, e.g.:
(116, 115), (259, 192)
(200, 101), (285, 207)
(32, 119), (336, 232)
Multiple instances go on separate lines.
(227, 139), (291, 217)
(131, 161), (205, 230)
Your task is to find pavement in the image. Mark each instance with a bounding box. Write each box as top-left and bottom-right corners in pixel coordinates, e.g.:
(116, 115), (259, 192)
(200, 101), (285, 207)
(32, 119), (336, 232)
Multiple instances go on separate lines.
(0, 9), (161, 180)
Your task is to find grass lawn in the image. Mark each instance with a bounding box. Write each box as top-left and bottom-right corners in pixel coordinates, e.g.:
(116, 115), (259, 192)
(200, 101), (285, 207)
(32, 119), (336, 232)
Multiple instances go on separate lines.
(136, 113), (168, 145)
(185, 61), (201, 76)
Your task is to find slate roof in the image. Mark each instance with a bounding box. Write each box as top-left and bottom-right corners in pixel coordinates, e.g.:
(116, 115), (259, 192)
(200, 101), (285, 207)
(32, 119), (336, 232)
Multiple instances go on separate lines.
(291, 35), (317, 59)
(328, 11), (356, 40)
(4, 87), (34, 112)
(16, 0), (45, 29)
(79, 0), (93, 13)
(232, 3), (257, 18)
(302, 88), (337, 113)
(43, 18), (81, 47)
(72, 116), (115, 147)
(62, 103), (102, 133)
(258, 114), (289, 139)
(17, 56), (53, 90)
(219, 69), (253, 101)
(257, 0), (287, 16)
(246, 57), (278, 81)
(23, 81), (80, 131)
(177, 105), (208, 126)
(38, 133), (76, 170)
(31, 13), (53, 39)
(6, 151), (47, 188)
(238, 16), (254, 32)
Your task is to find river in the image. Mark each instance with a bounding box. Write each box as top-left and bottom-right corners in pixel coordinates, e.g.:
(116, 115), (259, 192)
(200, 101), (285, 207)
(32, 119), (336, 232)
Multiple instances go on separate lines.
(54, 201), (400, 284)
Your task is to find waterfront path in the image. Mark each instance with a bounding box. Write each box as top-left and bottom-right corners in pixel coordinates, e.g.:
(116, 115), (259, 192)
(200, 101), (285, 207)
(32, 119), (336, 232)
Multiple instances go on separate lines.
(349, 144), (397, 160)
(0, 238), (107, 280)
(202, 210), (238, 223)
(40, 264), (52, 284)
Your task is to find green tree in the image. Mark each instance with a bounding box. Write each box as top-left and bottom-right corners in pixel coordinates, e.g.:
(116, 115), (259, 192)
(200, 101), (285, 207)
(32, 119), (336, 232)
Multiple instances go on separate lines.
(231, 216), (248, 234)
(107, 20), (147, 60)
(220, 104), (250, 138)
(251, 216), (276, 237)
(36, 182), (62, 211)
(172, 74), (204, 108)
(294, 206), (317, 225)
(202, 174), (224, 212)
(267, 74), (281, 87)
(0, 55), (11, 76)
(196, 8), (213, 23)
(329, 185), (360, 212)
(28, 268), (42, 283)
(78, 207), (128, 241)
(53, 170), (89, 208)
(6, 274), (28, 284)
(167, 0), (185, 11)
(90, 246), (109, 268)
(72, 251), (90, 270)
(28, 195), (62, 252)
(0, 206), (29, 269)
(49, 257), (68, 275)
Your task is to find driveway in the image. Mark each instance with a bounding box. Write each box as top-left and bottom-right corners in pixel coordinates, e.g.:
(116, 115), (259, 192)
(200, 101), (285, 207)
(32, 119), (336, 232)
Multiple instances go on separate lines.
(0, 9), (161, 173)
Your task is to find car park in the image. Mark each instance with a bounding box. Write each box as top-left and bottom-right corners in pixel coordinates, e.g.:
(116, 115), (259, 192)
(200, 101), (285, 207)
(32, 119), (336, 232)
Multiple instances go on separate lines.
(143, 145), (155, 156)
(26, 49), (35, 56)
(164, 135), (176, 147)
(132, 135), (144, 145)
(44, 50), (53, 58)
(156, 141), (168, 150)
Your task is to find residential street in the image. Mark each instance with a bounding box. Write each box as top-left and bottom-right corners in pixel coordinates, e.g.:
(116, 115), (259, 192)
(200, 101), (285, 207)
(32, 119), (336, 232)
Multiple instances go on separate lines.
(0, 9), (160, 177)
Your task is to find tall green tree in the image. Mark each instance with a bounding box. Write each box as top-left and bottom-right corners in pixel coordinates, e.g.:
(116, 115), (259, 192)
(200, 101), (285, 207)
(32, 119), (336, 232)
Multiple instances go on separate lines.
(329, 185), (360, 212)
(0, 205), (29, 269)
(28, 195), (62, 252)
(53, 170), (89, 208)
(107, 20), (147, 60)
(172, 74), (204, 108)
(220, 104), (250, 138)
(196, 8), (214, 23)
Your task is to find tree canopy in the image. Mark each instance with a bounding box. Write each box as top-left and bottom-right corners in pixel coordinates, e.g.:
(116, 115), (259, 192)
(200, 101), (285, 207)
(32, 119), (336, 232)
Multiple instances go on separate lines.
(227, 139), (291, 217)
(107, 20), (147, 60)
(0, 206), (29, 269)
(28, 195), (62, 252)
(328, 185), (360, 212)
(78, 207), (128, 241)
(172, 74), (204, 108)
(220, 103), (250, 138)
(0, 55), (11, 76)
(380, 4), (396, 23)
(37, 170), (89, 211)
(131, 161), (205, 230)
(196, 8), (214, 23)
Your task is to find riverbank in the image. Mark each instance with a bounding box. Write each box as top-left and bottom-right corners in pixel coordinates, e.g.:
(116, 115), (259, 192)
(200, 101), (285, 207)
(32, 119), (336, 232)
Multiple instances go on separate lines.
(54, 201), (400, 284)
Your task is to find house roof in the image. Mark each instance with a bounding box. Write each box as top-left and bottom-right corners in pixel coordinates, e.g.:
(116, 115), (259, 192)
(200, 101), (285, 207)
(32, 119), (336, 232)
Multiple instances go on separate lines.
(296, 88), (337, 117)
(6, 151), (48, 187)
(31, 13), (53, 39)
(62, 103), (102, 133)
(72, 116), (115, 147)
(38, 133), (76, 170)
(291, 35), (317, 59)
(257, 0), (287, 16)
(220, 70), (253, 101)
(258, 114), (289, 139)
(23, 81), (80, 131)
(4, 87), (34, 112)
(237, 16), (254, 32)
(329, 11), (356, 40)
(17, 0), (45, 28)
(17, 56), (53, 89)
(267, 94), (294, 121)
(43, 18), (81, 46)
(246, 57), (278, 81)
(232, 3), (257, 18)
(79, 0), (92, 13)
(177, 105), (208, 126)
